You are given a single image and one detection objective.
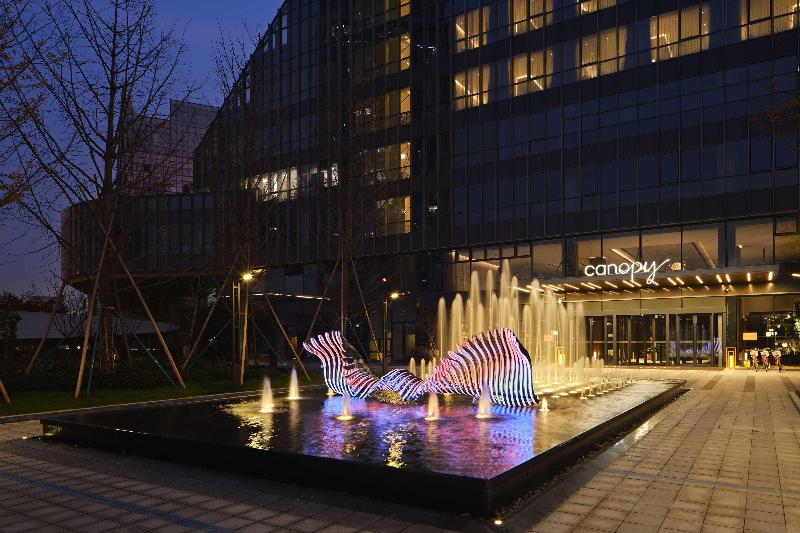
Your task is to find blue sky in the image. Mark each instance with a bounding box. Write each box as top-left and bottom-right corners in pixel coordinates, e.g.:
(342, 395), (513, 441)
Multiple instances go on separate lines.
(0, 1), (283, 293)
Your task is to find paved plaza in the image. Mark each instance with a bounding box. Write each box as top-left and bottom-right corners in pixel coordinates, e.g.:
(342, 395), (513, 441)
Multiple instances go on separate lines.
(0, 369), (798, 532)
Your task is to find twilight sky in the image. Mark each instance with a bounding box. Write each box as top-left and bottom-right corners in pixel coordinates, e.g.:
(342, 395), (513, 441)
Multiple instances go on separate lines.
(0, 0), (283, 294)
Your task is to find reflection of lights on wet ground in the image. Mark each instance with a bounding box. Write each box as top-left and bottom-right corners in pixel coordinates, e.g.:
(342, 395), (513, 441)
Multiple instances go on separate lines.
(221, 400), (277, 450)
(633, 420), (652, 442)
(384, 427), (409, 468)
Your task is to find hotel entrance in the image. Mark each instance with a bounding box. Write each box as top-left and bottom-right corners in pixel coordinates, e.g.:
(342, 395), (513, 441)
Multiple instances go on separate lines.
(587, 312), (724, 366)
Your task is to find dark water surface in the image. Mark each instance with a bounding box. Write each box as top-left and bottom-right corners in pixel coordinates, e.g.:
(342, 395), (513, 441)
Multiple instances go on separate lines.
(65, 380), (677, 479)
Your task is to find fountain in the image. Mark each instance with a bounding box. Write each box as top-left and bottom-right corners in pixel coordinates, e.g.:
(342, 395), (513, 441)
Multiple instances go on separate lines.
(288, 368), (300, 400)
(42, 259), (686, 519)
(259, 377), (274, 413)
(436, 260), (597, 399)
(425, 393), (440, 421)
(336, 391), (353, 421)
(540, 397), (549, 411)
(475, 383), (492, 419)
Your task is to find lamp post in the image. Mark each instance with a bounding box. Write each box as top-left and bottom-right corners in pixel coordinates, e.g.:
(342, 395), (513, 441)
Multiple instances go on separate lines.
(383, 291), (400, 374)
(234, 271), (255, 385)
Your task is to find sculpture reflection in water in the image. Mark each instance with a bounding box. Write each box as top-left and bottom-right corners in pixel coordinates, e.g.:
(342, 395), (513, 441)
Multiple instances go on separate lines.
(303, 328), (540, 407)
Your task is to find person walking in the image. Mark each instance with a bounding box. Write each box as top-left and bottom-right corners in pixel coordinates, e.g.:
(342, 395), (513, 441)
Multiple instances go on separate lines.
(761, 348), (771, 372)
(751, 348), (759, 371)
(773, 348), (783, 372)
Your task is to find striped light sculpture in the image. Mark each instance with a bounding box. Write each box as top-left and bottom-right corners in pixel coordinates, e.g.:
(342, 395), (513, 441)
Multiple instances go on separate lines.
(303, 328), (539, 406)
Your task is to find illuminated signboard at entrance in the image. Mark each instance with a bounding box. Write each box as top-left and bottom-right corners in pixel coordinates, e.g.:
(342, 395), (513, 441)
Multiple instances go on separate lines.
(584, 259), (671, 285)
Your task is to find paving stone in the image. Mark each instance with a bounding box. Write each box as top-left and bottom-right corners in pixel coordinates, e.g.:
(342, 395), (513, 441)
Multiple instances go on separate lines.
(1, 369), (798, 533)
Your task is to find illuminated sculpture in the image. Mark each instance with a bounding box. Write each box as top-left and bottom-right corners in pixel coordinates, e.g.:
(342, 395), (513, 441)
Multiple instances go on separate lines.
(303, 328), (539, 407)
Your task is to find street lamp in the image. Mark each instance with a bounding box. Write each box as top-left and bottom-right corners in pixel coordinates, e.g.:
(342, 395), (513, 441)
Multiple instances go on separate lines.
(242, 272), (254, 282)
(383, 291), (403, 373)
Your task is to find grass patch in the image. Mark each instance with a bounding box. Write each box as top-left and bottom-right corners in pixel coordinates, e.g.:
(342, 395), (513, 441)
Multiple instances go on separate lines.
(0, 373), (323, 417)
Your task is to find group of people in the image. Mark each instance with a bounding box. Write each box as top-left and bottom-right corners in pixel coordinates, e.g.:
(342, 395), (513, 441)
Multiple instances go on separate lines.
(748, 347), (783, 372)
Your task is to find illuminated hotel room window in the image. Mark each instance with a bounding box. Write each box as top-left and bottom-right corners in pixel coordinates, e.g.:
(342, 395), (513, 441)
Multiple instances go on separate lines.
(454, 65), (490, 109)
(574, 0), (616, 16)
(511, 0), (553, 35)
(577, 26), (626, 80)
(774, 0), (799, 32)
(384, 33), (411, 74)
(384, 141), (411, 181)
(650, 4), (709, 63)
(400, 33), (411, 70)
(509, 48), (552, 96)
(581, 34), (598, 79)
(384, 87), (411, 127)
(455, 6), (489, 52)
(742, 0), (799, 38)
(377, 196), (411, 235)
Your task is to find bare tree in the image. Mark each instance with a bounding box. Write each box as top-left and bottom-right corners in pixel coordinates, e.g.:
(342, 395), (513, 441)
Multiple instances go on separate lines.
(1, 0), (195, 395)
(0, 0), (40, 210)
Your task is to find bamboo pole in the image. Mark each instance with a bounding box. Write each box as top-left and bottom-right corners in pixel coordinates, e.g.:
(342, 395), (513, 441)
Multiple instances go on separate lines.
(114, 249), (186, 389)
(302, 258), (339, 347)
(95, 222), (186, 389)
(75, 222), (114, 399)
(181, 261), (237, 370)
(26, 280), (66, 375)
(350, 257), (382, 371)
(112, 278), (133, 367)
(264, 294), (310, 380)
(0, 379), (10, 405)
(238, 281), (250, 385)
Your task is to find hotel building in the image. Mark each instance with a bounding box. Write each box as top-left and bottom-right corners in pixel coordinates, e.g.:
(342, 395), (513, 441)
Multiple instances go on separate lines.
(65, 0), (800, 367)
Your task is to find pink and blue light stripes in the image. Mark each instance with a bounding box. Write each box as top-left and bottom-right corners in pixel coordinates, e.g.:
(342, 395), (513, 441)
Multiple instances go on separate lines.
(303, 328), (539, 406)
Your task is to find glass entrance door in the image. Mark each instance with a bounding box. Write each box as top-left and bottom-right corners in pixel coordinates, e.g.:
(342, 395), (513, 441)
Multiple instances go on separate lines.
(598, 312), (724, 366)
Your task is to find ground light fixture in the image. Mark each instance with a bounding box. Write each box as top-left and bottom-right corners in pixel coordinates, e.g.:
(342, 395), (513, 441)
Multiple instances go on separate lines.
(768, 271), (775, 281)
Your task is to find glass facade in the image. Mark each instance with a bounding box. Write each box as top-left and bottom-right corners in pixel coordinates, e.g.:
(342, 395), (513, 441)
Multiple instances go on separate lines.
(64, 0), (800, 366)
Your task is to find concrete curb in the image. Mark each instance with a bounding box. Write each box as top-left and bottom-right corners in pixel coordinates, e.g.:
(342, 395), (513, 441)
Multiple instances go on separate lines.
(0, 384), (326, 424)
(789, 389), (800, 415)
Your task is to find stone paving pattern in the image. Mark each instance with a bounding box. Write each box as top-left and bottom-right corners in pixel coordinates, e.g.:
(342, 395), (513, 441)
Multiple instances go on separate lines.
(0, 369), (797, 532)
(511, 368), (800, 533)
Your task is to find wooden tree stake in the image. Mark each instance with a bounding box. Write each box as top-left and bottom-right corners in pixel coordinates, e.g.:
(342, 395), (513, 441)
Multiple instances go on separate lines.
(264, 294), (310, 380)
(182, 261), (237, 370)
(0, 379), (11, 405)
(26, 280), (65, 375)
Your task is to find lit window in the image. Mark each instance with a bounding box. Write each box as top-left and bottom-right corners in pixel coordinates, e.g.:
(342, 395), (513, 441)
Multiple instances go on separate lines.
(377, 196), (411, 235)
(581, 34), (598, 79)
(774, 0), (799, 31)
(454, 66), (490, 109)
(512, 53), (528, 96)
(576, 0), (616, 16)
(511, 0), (553, 35)
(400, 33), (411, 70)
(455, 6), (489, 52)
(649, 4), (709, 63)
